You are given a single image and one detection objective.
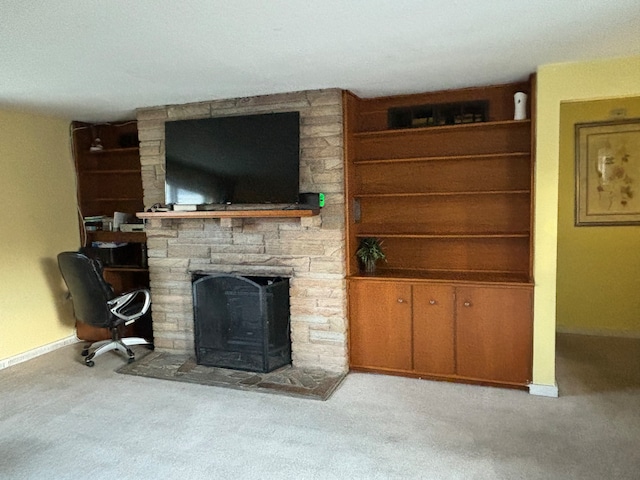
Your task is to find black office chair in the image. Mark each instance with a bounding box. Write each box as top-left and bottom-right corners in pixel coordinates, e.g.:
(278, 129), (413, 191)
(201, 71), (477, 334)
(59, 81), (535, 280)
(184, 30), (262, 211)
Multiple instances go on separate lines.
(57, 251), (153, 367)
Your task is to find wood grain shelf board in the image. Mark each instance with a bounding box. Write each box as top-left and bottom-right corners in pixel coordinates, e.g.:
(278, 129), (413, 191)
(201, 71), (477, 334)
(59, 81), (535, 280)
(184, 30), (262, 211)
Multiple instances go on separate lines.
(353, 119), (531, 138)
(137, 209), (320, 219)
(353, 152), (530, 165)
(355, 233), (530, 239)
(102, 266), (149, 273)
(349, 269), (532, 285)
(85, 197), (142, 202)
(86, 231), (146, 243)
(354, 190), (531, 198)
(79, 169), (142, 174)
(88, 147), (139, 155)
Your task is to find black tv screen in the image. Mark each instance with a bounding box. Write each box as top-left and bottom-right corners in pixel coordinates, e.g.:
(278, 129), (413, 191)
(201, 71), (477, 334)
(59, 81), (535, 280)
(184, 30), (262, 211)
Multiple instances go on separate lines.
(165, 111), (300, 206)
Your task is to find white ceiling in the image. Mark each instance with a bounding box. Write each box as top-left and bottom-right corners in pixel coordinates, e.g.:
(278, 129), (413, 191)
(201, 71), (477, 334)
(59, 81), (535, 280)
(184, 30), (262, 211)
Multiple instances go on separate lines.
(2, 0), (640, 122)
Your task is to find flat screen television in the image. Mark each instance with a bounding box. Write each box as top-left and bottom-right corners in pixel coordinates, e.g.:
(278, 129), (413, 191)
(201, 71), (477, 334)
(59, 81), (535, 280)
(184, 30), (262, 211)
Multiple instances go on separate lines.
(164, 111), (300, 206)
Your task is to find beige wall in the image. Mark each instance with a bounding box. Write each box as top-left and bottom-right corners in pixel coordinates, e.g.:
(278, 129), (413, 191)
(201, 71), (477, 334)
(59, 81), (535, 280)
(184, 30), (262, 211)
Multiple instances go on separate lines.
(534, 55), (640, 388)
(557, 97), (640, 336)
(0, 109), (80, 361)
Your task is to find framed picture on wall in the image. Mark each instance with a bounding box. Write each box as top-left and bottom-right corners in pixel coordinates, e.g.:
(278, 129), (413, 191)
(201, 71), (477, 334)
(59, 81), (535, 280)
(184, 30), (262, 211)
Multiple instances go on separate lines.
(576, 118), (640, 225)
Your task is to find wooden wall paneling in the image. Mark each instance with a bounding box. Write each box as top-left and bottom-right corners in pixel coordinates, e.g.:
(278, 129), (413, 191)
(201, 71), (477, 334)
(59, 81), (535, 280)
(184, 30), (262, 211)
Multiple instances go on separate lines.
(356, 194), (531, 235)
(343, 90), (360, 276)
(354, 154), (531, 195)
(375, 237), (530, 275)
(353, 121), (531, 160)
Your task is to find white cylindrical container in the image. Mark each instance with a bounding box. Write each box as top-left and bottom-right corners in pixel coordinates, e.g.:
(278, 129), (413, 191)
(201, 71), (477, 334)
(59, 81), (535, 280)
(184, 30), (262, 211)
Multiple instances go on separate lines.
(514, 92), (527, 120)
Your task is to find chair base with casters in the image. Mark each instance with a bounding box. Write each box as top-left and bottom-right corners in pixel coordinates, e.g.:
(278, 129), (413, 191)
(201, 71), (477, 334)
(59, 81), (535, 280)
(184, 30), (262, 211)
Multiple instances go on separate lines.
(81, 329), (154, 367)
(78, 289), (154, 367)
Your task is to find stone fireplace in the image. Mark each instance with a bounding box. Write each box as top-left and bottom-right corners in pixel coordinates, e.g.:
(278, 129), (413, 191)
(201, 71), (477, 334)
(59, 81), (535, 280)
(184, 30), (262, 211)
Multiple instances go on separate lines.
(136, 89), (347, 372)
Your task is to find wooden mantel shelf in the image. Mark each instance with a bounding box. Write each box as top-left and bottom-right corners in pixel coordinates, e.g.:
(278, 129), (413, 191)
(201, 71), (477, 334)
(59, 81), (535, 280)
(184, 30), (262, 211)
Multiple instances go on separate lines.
(136, 208), (319, 219)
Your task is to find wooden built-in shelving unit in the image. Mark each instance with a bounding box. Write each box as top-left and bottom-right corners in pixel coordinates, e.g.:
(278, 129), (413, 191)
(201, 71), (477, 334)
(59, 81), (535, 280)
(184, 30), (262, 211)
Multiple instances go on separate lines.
(344, 80), (535, 388)
(72, 125), (144, 219)
(71, 121), (150, 342)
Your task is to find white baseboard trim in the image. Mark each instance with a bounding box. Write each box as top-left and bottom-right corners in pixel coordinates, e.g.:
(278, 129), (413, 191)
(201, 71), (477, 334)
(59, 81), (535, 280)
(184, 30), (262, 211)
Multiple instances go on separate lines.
(556, 326), (640, 339)
(529, 383), (559, 397)
(0, 335), (79, 371)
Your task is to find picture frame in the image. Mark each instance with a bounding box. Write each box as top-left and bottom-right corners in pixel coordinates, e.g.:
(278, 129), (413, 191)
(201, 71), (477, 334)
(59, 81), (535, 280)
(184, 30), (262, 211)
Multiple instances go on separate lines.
(575, 118), (640, 226)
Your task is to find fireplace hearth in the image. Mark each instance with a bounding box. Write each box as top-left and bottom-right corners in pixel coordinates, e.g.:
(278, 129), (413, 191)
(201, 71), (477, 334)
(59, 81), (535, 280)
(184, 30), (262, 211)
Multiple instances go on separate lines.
(192, 273), (292, 373)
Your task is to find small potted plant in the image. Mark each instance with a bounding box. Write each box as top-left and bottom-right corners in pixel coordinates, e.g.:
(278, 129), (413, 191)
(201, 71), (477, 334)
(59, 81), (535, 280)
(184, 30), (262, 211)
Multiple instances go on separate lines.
(356, 237), (386, 274)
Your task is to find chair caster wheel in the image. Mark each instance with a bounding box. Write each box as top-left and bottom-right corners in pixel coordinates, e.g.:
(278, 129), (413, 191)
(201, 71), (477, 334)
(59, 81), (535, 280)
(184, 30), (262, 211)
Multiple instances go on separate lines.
(147, 344), (155, 351)
(128, 358), (135, 364)
(81, 349), (89, 357)
(85, 360), (95, 367)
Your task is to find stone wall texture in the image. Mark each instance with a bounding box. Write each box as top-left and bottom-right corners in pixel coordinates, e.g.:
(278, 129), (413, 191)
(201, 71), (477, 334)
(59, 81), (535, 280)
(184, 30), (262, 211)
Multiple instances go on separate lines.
(136, 89), (347, 372)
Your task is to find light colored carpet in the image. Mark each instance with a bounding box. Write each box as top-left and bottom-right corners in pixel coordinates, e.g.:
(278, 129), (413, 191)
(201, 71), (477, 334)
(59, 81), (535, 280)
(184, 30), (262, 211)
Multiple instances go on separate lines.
(1, 333), (639, 479)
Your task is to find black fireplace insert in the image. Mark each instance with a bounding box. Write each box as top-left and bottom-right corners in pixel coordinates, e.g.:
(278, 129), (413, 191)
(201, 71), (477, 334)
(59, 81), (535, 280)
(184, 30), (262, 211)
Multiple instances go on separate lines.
(192, 273), (291, 373)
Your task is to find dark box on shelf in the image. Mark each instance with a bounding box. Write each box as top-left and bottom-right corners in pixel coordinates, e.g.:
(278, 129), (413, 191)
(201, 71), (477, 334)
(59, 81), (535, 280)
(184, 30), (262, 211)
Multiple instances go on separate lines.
(81, 243), (142, 267)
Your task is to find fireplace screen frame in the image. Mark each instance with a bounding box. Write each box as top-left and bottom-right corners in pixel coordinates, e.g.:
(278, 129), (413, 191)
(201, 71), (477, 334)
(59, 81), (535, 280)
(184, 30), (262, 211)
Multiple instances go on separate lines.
(192, 273), (292, 373)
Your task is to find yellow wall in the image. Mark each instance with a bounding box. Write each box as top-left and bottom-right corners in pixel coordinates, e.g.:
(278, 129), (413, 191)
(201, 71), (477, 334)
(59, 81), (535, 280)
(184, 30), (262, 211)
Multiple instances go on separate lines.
(557, 97), (640, 335)
(534, 55), (640, 387)
(0, 109), (80, 361)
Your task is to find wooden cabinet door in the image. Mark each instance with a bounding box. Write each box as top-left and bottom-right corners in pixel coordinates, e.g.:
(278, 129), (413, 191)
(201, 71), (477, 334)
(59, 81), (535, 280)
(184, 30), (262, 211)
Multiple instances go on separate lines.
(348, 280), (412, 371)
(455, 286), (533, 384)
(412, 284), (455, 375)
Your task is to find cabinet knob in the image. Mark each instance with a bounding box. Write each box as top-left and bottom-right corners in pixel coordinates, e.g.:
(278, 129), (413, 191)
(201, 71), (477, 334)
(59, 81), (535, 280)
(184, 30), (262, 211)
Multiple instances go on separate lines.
(429, 299), (436, 305)
(463, 301), (471, 307)
(397, 298), (405, 303)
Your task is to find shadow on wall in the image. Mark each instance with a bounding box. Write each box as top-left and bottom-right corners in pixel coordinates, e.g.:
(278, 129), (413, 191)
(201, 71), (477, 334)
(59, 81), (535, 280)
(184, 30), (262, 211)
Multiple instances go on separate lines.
(40, 256), (75, 328)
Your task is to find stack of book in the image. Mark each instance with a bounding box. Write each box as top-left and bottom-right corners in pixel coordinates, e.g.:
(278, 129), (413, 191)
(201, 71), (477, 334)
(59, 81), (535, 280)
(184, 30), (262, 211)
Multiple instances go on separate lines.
(83, 215), (106, 231)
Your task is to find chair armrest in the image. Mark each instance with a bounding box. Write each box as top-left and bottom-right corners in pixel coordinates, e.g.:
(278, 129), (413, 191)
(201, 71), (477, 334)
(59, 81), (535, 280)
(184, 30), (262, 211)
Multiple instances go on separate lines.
(108, 289), (151, 325)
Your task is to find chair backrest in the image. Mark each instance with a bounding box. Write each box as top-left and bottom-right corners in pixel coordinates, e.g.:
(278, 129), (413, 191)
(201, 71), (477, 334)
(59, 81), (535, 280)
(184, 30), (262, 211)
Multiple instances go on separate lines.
(58, 251), (115, 328)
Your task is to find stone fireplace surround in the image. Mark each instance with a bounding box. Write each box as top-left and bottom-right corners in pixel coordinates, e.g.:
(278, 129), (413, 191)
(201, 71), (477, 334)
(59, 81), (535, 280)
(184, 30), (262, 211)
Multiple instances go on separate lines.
(136, 89), (347, 372)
